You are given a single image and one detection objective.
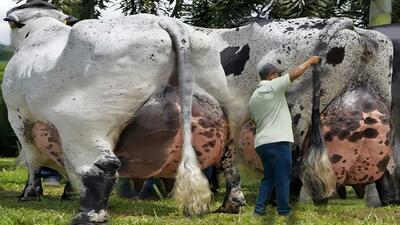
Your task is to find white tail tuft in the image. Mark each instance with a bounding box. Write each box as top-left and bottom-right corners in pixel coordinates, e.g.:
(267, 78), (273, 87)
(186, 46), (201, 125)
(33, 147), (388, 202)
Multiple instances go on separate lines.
(159, 18), (212, 215)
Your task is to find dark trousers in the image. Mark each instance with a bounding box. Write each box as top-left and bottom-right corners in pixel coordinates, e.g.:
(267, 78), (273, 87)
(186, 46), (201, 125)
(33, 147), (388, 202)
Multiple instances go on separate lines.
(40, 167), (61, 181)
(254, 142), (292, 215)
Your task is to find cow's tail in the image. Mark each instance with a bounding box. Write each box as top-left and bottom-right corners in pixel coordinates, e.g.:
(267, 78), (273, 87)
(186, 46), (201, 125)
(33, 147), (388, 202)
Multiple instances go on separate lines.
(158, 19), (212, 216)
(302, 18), (354, 202)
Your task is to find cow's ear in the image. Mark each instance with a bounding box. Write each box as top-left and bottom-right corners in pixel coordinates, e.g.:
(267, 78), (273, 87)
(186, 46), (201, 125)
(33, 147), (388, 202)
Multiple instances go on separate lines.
(4, 15), (25, 29)
(64, 16), (79, 26)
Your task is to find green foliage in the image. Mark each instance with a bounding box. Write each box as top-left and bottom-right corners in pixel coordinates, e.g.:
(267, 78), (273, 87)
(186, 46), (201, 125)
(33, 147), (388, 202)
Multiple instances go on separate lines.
(393, 0), (400, 23)
(0, 158), (399, 225)
(15, 0), (107, 19)
(269, 0), (335, 19)
(78, 0), (110, 19)
(119, 0), (159, 15)
(0, 46), (13, 61)
(334, 0), (370, 27)
(269, 0), (370, 27)
(0, 61), (18, 157)
(13, 0), (399, 27)
(188, 0), (266, 28)
(50, 0), (81, 18)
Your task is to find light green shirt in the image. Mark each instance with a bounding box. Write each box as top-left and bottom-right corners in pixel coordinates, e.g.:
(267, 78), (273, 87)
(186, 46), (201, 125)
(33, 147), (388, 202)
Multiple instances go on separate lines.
(249, 73), (294, 148)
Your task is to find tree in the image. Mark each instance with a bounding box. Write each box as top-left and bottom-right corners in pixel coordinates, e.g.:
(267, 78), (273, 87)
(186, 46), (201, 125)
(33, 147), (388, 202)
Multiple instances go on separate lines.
(333, 0), (370, 27)
(79, 0), (110, 19)
(50, 0), (81, 18)
(269, 0), (335, 19)
(119, 0), (158, 15)
(188, 0), (268, 28)
(392, 0), (400, 23)
(15, 0), (109, 19)
(118, 0), (186, 17)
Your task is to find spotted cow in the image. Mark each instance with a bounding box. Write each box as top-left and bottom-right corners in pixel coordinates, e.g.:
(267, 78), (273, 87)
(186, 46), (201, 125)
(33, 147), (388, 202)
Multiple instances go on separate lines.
(239, 84), (397, 205)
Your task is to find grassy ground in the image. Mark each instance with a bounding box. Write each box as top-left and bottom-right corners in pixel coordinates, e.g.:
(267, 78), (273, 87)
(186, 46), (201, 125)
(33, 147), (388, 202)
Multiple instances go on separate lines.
(0, 158), (399, 225)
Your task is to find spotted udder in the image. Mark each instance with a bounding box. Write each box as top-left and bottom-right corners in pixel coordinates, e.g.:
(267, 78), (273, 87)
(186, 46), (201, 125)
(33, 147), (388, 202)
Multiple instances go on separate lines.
(114, 86), (227, 179)
(31, 86), (227, 179)
(322, 85), (392, 185)
(31, 122), (64, 167)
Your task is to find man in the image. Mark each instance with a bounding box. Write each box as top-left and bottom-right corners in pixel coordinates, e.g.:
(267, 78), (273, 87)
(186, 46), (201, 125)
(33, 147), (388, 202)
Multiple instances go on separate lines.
(249, 55), (321, 216)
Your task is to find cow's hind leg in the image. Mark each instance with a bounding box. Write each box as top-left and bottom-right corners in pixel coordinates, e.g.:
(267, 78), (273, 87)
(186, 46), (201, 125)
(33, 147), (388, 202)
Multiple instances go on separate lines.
(62, 137), (120, 225)
(61, 181), (73, 201)
(19, 168), (43, 201)
(336, 185), (347, 199)
(352, 184), (366, 199)
(7, 109), (45, 201)
(375, 170), (400, 205)
(215, 140), (246, 213)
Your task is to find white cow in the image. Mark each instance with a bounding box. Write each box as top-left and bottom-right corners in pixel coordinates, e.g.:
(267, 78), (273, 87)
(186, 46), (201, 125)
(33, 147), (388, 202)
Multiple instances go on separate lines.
(4, 1), (220, 223)
(3, 1), (395, 224)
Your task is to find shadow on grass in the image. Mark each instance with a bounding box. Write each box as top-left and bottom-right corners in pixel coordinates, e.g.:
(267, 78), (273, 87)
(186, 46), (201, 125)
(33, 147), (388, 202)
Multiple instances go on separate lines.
(0, 188), (181, 217)
(0, 159), (260, 219)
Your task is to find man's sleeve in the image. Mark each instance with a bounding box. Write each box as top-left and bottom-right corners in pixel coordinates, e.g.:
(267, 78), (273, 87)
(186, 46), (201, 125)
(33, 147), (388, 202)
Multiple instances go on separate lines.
(271, 73), (291, 92)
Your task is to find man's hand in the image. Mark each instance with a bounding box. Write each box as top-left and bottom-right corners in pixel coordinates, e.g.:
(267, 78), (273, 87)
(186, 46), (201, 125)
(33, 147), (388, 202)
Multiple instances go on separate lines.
(307, 56), (321, 65)
(289, 56), (321, 81)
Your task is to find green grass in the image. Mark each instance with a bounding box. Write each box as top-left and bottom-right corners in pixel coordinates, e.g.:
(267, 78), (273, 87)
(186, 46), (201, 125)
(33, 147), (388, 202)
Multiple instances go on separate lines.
(0, 60), (8, 81)
(0, 157), (399, 225)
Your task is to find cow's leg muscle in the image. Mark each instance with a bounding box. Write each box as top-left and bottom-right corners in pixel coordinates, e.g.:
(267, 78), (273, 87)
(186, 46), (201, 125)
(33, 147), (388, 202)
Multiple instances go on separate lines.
(352, 184), (366, 199)
(20, 168), (43, 201)
(60, 135), (120, 225)
(215, 140), (246, 213)
(61, 181), (73, 201)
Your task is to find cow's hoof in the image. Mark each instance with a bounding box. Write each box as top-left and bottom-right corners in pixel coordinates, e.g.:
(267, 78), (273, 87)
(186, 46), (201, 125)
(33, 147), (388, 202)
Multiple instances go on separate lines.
(60, 194), (73, 201)
(214, 197), (246, 214)
(312, 198), (328, 206)
(18, 189), (43, 201)
(70, 213), (107, 225)
(214, 203), (241, 214)
(19, 196), (40, 202)
(381, 199), (400, 206)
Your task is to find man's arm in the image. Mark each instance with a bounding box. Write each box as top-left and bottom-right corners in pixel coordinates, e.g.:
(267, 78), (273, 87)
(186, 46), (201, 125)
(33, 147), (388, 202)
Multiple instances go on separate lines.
(289, 56), (321, 82)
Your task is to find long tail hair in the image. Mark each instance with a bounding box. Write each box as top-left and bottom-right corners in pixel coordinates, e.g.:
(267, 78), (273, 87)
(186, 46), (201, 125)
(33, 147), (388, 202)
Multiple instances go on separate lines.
(158, 18), (212, 216)
(302, 18), (355, 201)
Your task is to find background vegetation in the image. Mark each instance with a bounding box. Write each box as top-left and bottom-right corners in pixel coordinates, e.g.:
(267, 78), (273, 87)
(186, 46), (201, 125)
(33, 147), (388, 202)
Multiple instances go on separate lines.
(0, 48), (18, 157)
(15, 0), (400, 26)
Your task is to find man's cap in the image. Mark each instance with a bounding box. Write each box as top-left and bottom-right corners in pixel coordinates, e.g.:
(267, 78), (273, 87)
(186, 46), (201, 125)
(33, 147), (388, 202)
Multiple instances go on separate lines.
(258, 63), (284, 79)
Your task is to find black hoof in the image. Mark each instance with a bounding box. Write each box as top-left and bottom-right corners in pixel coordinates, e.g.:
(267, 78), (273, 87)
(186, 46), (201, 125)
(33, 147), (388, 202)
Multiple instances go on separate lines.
(60, 194), (73, 201)
(18, 190), (43, 201)
(312, 198), (328, 206)
(381, 199), (400, 206)
(70, 213), (107, 225)
(214, 201), (242, 214)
